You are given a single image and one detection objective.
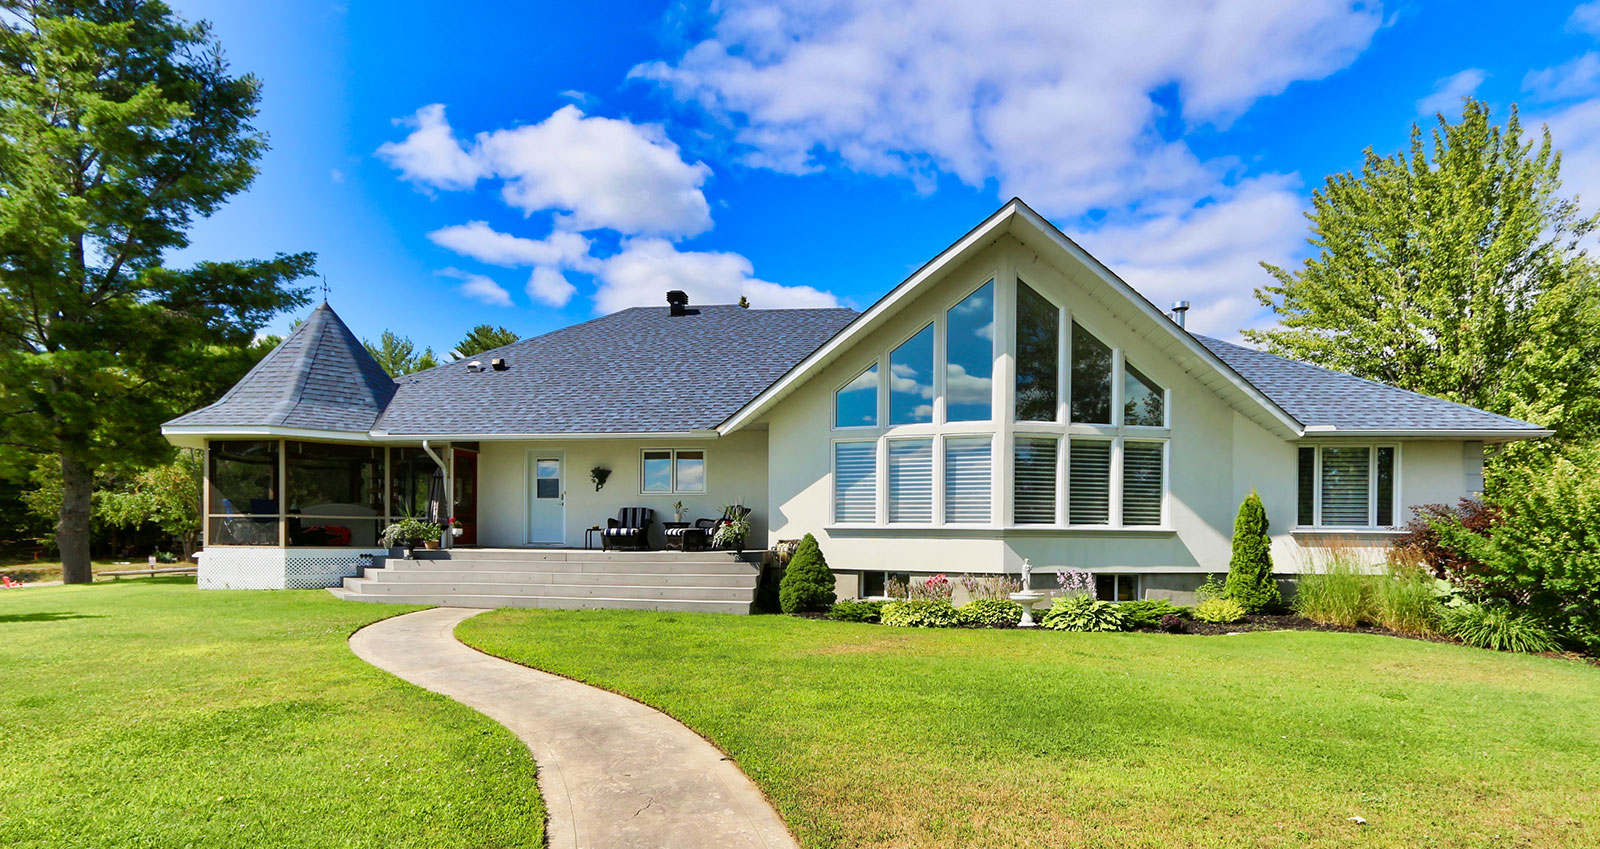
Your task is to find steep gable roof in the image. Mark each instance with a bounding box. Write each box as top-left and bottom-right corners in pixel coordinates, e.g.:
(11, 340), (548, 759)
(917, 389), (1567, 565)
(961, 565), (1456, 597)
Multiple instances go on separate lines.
(165, 302), (397, 433)
(373, 305), (857, 436)
(718, 198), (1305, 438)
(1196, 335), (1549, 436)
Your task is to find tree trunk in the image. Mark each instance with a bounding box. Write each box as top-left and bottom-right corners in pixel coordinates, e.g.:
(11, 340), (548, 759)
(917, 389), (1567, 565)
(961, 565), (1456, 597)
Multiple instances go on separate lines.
(58, 454), (94, 584)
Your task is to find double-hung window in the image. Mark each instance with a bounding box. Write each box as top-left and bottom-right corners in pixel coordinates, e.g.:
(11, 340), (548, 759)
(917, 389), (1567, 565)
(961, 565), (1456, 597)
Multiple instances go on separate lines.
(1297, 445), (1397, 527)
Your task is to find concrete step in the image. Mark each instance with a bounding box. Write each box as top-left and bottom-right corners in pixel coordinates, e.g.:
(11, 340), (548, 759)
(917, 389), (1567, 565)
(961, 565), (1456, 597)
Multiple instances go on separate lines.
(366, 569), (757, 588)
(331, 587), (753, 614)
(341, 577), (754, 602)
(386, 557), (757, 576)
(413, 548), (753, 564)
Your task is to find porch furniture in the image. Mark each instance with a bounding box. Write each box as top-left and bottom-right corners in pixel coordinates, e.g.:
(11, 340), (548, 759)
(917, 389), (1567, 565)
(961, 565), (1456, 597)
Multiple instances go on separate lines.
(662, 521), (702, 551)
(584, 526), (602, 550)
(601, 507), (655, 551)
(696, 506), (753, 550)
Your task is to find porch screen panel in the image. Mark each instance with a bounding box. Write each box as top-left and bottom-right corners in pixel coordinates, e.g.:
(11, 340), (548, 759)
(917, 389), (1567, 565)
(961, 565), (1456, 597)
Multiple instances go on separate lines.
(944, 436), (992, 523)
(833, 442), (878, 524)
(1013, 435), (1057, 524)
(1068, 439), (1111, 525)
(1121, 441), (1164, 526)
(887, 439), (933, 523)
(1320, 447), (1371, 526)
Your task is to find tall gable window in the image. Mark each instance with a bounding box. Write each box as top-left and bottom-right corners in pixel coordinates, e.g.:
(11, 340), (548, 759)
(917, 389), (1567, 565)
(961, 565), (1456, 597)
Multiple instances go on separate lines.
(1070, 321), (1113, 424)
(945, 281), (995, 422)
(825, 271), (1171, 531)
(1297, 444), (1398, 527)
(1015, 280), (1060, 421)
(889, 324), (935, 425)
(1123, 363), (1164, 427)
(835, 364), (879, 428)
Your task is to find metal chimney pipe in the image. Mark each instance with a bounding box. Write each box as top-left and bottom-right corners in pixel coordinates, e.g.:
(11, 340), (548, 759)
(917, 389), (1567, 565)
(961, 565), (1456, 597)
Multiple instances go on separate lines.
(1171, 300), (1191, 329)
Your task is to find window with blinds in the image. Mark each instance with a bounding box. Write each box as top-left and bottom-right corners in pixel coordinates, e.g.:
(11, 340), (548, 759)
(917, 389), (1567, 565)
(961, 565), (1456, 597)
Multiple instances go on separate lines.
(1013, 436), (1058, 524)
(1320, 446), (1371, 526)
(1122, 441), (1163, 525)
(887, 439), (933, 523)
(1068, 439), (1111, 524)
(833, 442), (877, 524)
(944, 436), (992, 523)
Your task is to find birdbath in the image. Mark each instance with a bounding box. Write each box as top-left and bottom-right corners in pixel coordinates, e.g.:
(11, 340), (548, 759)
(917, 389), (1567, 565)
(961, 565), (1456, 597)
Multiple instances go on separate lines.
(1009, 557), (1047, 627)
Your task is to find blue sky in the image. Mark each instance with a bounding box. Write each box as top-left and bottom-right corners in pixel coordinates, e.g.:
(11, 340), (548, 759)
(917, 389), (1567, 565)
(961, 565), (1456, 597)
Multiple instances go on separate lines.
(168, 1), (1600, 352)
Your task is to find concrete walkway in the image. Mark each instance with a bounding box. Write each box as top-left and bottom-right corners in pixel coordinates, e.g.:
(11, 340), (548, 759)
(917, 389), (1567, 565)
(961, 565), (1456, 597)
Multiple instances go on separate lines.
(349, 607), (798, 849)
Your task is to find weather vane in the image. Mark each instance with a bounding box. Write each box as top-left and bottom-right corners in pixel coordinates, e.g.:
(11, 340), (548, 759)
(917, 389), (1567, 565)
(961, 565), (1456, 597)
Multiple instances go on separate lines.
(321, 275), (330, 302)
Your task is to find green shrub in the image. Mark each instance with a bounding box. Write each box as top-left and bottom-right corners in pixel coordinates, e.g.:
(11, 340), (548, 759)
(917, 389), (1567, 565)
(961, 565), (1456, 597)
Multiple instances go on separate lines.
(880, 599), (962, 628)
(1432, 448), (1600, 653)
(1224, 490), (1282, 613)
(1195, 573), (1226, 602)
(1040, 595), (1128, 632)
(1118, 598), (1190, 629)
(957, 598), (1023, 627)
(1193, 597), (1247, 624)
(1294, 555), (1372, 627)
(1372, 564), (1443, 636)
(1442, 604), (1561, 653)
(779, 533), (837, 614)
(826, 599), (886, 623)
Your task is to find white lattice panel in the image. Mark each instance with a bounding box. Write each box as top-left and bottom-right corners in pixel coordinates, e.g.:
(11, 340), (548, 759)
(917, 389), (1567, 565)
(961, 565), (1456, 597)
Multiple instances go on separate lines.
(199, 548), (386, 590)
(285, 550), (384, 589)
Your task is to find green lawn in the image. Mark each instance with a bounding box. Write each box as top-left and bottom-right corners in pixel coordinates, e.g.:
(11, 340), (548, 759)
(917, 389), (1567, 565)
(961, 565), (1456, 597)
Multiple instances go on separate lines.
(1, 559), (128, 584)
(0, 580), (542, 848)
(459, 610), (1600, 849)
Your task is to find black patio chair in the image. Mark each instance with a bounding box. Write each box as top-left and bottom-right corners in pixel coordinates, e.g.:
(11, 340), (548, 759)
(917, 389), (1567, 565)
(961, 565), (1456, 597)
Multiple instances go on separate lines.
(602, 507), (655, 551)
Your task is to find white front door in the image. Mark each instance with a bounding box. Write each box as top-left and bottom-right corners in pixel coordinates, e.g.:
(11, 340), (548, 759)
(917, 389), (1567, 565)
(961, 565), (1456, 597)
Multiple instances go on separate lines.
(527, 453), (565, 545)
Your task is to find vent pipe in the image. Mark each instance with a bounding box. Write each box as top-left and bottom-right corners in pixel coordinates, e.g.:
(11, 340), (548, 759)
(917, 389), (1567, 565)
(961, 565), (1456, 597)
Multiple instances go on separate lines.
(1171, 300), (1191, 329)
(666, 289), (689, 316)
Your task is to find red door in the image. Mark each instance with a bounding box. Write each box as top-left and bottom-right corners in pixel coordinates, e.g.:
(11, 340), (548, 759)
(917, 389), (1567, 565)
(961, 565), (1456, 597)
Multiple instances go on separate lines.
(453, 449), (478, 546)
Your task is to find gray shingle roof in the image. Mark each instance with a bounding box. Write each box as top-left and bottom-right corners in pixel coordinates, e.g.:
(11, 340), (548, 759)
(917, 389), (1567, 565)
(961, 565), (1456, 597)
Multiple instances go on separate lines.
(165, 303), (398, 432)
(374, 305), (858, 435)
(1195, 335), (1545, 433)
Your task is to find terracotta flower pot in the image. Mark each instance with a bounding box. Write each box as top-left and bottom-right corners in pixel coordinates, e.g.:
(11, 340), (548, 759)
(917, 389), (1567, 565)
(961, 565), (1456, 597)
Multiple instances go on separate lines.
(423, 540), (440, 550)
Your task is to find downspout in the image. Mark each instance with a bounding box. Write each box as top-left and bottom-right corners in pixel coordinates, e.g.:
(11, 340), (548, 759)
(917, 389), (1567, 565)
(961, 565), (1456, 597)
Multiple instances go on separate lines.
(422, 440), (453, 550)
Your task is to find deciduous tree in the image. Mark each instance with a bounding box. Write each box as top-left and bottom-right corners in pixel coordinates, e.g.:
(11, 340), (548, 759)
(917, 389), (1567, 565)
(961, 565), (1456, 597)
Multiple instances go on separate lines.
(1247, 99), (1600, 443)
(364, 330), (438, 377)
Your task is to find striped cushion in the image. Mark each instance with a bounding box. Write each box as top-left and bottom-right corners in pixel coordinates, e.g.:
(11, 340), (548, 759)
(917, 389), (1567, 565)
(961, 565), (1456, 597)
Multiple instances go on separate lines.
(664, 526), (695, 536)
(602, 527), (642, 536)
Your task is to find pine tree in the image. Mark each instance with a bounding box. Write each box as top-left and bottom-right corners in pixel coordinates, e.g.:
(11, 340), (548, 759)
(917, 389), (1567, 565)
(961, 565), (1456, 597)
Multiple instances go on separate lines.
(1224, 491), (1281, 613)
(779, 533), (836, 613)
(452, 324), (519, 358)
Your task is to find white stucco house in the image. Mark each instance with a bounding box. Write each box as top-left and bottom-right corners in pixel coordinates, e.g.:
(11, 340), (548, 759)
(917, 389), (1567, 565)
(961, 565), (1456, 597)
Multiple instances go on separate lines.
(162, 199), (1549, 609)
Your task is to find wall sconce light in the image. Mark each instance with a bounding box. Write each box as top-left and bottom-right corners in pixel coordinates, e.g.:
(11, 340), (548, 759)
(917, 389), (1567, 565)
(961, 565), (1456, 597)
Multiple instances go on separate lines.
(590, 467), (611, 491)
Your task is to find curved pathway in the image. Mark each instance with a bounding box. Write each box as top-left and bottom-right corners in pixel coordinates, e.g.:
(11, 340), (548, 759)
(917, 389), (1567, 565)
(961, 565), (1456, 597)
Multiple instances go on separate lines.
(349, 607), (797, 849)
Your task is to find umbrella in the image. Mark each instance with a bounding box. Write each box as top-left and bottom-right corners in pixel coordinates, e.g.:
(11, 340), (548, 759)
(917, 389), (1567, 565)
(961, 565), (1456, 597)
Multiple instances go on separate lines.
(426, 467), (446, 526)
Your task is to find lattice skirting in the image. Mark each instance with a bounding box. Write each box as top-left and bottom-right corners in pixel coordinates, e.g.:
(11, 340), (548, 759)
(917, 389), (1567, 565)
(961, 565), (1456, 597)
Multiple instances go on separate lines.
(198, 548), (387, 590)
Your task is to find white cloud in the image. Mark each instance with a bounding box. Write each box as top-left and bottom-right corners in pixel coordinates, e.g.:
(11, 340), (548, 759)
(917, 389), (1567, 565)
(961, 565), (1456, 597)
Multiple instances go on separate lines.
(440, 268), (513, 307)
(594, 237), (840, 313)
(427, 220), (596, 269)
(1417, 69), (1486, 117)
(376, 104), (483, 190)
(527, 266), (578, 308)
(633, 0), (1380, 217)
(476, 106), (713, 237)
(1572, 1), (1600, 36)
(1069, 174), (1308, 340)
(1536, 97), (1600, 211)
(1525, 53), (1600, 102)
(380, 104), (714, 238)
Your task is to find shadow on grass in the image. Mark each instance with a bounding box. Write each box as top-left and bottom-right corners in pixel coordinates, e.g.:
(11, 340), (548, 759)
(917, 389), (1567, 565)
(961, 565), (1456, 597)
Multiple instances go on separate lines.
(0, 611), (104, 624)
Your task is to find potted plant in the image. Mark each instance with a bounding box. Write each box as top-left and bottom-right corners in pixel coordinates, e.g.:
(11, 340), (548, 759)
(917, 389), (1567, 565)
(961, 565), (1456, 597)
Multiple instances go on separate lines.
(672, 500), (686, 522)
(381, 518), (442, 559)
(448, 516), (464, 538)
(711, 505), (751, 552)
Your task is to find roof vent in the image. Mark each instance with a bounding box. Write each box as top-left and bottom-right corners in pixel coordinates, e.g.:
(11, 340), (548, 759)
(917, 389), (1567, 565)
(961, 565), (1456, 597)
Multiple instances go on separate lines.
(491, 358), (508, 372)
(666, 289), (689, 316)
(466, 360), (483, 373)
(1171, 300), (1191, 329)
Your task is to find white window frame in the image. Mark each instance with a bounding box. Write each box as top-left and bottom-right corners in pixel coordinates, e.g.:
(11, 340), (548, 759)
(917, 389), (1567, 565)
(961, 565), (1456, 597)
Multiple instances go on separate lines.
(639, 448), (707, 495)
(832, 360), (883, 431)
(1297, 443), (1402, 529)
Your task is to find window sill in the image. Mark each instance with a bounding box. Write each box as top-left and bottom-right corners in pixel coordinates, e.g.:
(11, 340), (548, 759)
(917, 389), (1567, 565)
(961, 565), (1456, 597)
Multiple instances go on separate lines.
(1290, 527), (1406, 537)
(825, 525), (1176, 537)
